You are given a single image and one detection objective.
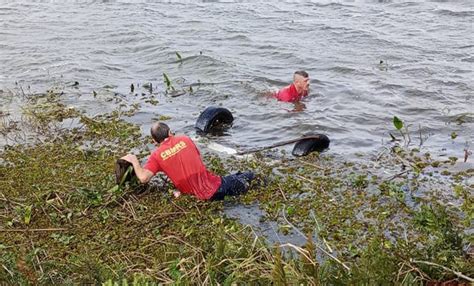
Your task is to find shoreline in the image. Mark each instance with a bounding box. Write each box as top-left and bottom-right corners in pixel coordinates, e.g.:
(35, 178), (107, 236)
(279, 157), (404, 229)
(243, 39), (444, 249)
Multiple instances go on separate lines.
(0, 88), (472, 284)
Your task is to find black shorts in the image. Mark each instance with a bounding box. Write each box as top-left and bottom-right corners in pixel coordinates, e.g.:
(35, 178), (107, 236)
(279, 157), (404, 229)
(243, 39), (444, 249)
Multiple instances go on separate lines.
(211, 171), (255, 201)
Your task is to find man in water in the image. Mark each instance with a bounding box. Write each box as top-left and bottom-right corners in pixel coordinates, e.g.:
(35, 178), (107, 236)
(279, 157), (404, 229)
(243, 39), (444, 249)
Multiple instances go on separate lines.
(274, 70), (310, 102)
(121, 122), (254, 201)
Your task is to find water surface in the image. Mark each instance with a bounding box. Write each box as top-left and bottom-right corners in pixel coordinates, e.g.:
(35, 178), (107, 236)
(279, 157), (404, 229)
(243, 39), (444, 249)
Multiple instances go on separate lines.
(1, 1), (473, 156)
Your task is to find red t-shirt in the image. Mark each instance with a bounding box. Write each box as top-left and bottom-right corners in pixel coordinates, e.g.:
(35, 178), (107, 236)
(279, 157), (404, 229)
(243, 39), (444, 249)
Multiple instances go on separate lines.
(274, 83), (307, 102)
(144, 135), (221, 200)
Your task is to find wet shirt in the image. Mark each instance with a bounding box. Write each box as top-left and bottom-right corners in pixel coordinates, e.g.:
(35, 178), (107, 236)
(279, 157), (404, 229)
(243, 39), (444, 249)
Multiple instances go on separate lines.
(144, 135), (222, 200)
(274, 83), (307, 102)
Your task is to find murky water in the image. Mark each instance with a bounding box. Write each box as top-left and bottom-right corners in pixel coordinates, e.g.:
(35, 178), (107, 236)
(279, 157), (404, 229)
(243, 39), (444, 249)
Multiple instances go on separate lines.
(1, 1), (473, 156)
(224, 203), (309, 247)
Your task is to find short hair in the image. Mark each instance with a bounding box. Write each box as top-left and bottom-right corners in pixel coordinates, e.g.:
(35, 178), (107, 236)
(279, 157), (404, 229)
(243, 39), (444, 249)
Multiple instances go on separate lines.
(294, 70), (309, 79)
(150, 122), (170, 143)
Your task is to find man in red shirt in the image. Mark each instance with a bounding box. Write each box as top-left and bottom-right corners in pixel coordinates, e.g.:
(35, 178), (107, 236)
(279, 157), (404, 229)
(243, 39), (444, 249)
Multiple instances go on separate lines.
(120, 122), (254, 201)
(274, 70), (310, 102)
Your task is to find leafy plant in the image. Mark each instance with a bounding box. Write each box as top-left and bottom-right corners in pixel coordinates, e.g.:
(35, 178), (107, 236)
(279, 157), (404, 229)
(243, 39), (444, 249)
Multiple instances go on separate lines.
(163, 73), (175, 92)
(51, 233), (74, 245)
(23, 205), (32, 225)
(391, 116), (412, 146)
(393, 116), (403, 130)
(413, 203), (463, 271)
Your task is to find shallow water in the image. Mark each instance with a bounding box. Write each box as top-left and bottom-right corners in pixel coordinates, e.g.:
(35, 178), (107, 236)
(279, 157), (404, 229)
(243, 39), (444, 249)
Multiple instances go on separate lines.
(223, 203), (309, 247)
(0, 1), (473, 157)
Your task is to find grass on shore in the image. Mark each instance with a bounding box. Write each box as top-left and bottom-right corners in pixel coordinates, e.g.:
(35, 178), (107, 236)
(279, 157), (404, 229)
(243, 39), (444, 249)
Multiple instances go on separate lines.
(0, 90), (472, 285)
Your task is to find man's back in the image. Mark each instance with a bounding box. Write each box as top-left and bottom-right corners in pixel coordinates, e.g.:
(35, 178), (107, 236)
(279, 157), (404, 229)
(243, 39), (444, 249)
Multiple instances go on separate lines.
(144, 135), (221, 200)
(274, 83), (307, 102)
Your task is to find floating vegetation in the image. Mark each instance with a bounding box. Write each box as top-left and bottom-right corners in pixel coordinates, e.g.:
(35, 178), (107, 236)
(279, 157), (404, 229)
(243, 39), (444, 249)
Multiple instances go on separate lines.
(162, 73), (175, 92)
(152, 114), (172, 121)
(0, 89), (472, 284)
(175, 51), (182, 64)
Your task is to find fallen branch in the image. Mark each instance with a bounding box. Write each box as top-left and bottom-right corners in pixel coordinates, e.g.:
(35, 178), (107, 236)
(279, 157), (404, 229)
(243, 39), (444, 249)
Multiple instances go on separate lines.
(236, 136), (324, 155)
(277, 184), (288, 201)
(300, 161), (326, 170)
(294, 174), (317, 185)
(30, 239), (44, 275)
(279, 243), (316, 266)
(0, 228), (67, 232)
(2, 264), (14, 278)
(411, 259), (473, 282)
(384, 170), (409, 181)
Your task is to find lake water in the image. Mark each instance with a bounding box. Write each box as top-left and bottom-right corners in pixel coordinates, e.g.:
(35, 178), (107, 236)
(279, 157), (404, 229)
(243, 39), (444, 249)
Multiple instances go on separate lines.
(1, 1), (473, 157)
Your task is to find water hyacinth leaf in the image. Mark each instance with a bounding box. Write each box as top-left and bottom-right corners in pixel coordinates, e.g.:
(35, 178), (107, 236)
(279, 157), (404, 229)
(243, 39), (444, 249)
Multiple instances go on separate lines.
(107, 184), (120, 193)
(393, 116), (403, 130)
(169, 259), (182, 281)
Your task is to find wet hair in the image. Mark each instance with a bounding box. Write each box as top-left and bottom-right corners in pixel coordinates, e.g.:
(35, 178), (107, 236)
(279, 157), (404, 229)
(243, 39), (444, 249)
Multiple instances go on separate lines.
(150, 122), (170, 143)
(294, 70), (309, 79)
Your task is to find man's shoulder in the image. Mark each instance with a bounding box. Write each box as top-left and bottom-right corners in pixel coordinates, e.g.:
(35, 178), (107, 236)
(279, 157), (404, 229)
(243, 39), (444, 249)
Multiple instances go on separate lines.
(173, 135), (192, 142)
(169, 135), (196, 147)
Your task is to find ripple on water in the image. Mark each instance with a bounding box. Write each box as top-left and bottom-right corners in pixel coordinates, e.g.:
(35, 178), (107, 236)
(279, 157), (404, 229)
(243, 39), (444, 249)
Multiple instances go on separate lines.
(0, 1), (472, 156)
(326, 66), (357, 75)
(434, 9), (474, 17)
(461, 56), (474, 63)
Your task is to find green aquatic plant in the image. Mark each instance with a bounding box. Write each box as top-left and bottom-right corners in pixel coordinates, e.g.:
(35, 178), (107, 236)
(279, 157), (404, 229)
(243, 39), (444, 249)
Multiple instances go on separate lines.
(391, 116), (412, 146)
(163, 73), (175, 92)
(393, 116), (403, 130)
(0, 88), (472, 284)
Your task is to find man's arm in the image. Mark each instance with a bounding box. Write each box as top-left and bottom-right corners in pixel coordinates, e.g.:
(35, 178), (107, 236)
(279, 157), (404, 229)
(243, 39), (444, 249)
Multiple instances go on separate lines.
(120, 154), (154, 184)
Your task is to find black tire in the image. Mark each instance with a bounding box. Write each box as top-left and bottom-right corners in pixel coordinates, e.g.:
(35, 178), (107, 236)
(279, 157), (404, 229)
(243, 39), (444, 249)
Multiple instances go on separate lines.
(195, 106), (234, 134)
(292, 134), (330, 157)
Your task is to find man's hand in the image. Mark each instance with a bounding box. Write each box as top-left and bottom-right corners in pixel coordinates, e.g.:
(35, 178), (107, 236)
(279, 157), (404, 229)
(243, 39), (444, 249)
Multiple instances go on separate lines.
(173, 191), (181, 198)
(120, 154), (154, 184)
(121, 154), (139, 165)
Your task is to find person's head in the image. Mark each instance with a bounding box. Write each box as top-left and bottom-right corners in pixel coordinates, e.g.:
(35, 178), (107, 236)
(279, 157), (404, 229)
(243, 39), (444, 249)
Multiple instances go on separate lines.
(150, 122), (171, 144)
(293, 70), (310, 94)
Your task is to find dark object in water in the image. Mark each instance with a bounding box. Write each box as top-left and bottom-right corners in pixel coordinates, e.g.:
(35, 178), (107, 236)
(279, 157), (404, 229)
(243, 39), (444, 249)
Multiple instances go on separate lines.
(236, 134), (330, 157)
(292, 134), (330, 156)
(114, 159), (136, 184)
(195, 106), (234, 134)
